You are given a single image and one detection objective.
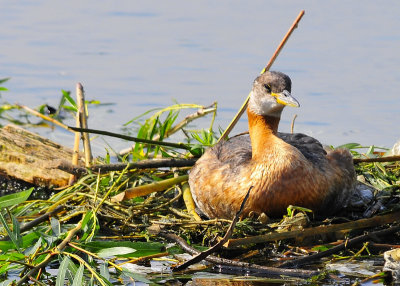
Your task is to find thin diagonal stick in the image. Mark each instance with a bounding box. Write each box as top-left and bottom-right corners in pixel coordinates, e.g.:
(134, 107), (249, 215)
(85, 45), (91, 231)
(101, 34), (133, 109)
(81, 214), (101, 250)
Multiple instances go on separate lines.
(218, 10), (305, 142)
(173, 186), (253, 271)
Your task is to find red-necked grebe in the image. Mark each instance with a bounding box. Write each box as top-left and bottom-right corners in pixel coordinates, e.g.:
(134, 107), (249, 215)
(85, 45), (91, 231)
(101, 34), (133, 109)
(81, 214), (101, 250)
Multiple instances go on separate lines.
(189, 71), (355, 219)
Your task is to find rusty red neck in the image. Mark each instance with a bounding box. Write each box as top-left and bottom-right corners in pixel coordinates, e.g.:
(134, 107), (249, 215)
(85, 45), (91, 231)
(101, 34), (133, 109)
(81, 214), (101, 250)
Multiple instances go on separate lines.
(247, 109), (281, 159)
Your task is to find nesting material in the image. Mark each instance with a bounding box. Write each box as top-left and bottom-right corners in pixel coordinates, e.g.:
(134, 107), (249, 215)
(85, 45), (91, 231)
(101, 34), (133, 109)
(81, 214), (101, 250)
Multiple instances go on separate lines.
(0, 124), (82, 187)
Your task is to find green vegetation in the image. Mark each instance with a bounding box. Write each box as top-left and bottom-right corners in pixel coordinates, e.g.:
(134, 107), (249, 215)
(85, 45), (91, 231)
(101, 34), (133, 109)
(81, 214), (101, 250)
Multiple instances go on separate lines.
(0, 79), (399, 285)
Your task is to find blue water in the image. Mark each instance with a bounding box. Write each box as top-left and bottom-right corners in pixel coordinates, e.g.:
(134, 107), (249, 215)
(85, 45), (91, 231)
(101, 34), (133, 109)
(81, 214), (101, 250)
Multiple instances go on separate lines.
(2, 1), (400, 154)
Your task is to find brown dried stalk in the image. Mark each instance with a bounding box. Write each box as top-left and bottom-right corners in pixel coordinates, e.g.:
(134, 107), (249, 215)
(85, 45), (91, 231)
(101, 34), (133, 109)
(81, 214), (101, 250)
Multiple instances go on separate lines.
(224, 210), (400, 248)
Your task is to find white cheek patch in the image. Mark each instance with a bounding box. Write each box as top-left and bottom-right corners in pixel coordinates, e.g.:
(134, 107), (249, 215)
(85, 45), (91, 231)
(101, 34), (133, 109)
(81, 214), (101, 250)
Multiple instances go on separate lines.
(248, 91), (283, 117)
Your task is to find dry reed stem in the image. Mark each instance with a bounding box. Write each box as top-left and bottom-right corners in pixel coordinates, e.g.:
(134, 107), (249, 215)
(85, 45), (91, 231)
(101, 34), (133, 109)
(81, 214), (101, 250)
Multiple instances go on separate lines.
(218, 10), (305, 142)
(53, 158), (197, 176)
(69, 84), (83, 184)
(111, 174), (189, 201)
(291, 114), (298, 134)
(353, 155), (400, 163)
(76, 83), (93, 167)
(182, 182), (202, 221)
(69, 126), (192, 150)
(161, 232), (317, 278)
(224, 210), (400, 248)
(279, 223), (400, 268)
(17, 104), (70, 130)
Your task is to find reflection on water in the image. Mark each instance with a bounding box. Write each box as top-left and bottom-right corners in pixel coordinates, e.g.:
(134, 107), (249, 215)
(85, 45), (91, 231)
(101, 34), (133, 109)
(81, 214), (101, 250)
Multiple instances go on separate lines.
(2, 1), (400, 154)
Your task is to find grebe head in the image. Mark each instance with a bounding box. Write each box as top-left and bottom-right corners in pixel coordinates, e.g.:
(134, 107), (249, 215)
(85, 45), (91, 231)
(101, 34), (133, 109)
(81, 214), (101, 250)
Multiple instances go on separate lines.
(248, 71), (299, 117)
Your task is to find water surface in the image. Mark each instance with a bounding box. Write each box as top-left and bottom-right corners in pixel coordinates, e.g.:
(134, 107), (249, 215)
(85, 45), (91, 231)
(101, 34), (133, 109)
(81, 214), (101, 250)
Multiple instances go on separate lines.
(2, 1), (400, 154)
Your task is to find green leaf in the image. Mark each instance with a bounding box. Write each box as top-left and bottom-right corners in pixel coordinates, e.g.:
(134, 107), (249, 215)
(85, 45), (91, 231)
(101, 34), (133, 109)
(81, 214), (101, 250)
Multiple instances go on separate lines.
(0, 262), (21, 276)
(0, 252), (25, 261)
(0, 232), (40, 252)
(84, 241), (164, 258)
(62, 90), (77, 110)
(51, 217), (61, 237)
(0, 253), (26, 275)
(366, 145), (375, 156)
(100, 262), (110, 281)
(0, 87), (8, 91)
(0, 187), (34, 208)
(312, 244), (334, 252)
(11, 213), (22, 248)
(56, 256), (71, 286)
(97, 247), (137, 258)
(189, 144), (204, 157)
(65, 257), (79, 284)
(0, 78), (10, 85)
(72, 264), (84, 286)
(335, 143), (360, 150)
(86, 100), (101, 105)
(61, 105), (78, 112)
(25, 237), (43, 256)
(0, 212), (20, 252)
(80, 210), (99, 242)
(122, 268), (153, 284)
(0, 279), (15, 286)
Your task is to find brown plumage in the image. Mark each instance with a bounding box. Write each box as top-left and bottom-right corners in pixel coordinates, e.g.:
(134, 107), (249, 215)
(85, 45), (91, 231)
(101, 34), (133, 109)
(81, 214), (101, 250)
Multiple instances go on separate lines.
(189, 71), (355, 219)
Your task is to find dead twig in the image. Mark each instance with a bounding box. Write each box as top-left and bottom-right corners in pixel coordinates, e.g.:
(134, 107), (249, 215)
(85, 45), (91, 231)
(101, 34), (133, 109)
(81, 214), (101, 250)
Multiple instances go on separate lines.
(173, 186), (253, 271)
(160, 232), (317, 278)
(16, 104), (70, 131)
(353, 156), (400, 163)
(76, 83), (93, 167)
(224, 210), (400, 248)
(291, 114), (297, 134)
(278, 223), (400, 268)
(111, 174), (188, 201)
(68, 126), (192, 151)
(52, 158), (197, 176)
(69, 84), (83, 184)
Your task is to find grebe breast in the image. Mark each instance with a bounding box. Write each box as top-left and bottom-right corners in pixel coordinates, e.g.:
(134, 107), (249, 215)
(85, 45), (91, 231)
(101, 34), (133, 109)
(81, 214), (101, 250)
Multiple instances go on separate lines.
(214, 132), (328, 169)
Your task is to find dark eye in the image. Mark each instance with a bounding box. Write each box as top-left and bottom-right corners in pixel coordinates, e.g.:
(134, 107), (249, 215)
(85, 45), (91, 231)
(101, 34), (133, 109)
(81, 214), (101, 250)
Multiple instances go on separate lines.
(264, 84), (271, 93)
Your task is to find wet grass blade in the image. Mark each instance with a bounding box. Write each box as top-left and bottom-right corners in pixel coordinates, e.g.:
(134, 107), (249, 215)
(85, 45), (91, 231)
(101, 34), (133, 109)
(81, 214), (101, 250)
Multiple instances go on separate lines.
(56, 256), (71, 286)
(72, 264), (84, 286)
(0, 187), (34, 209)
(100, 262), (110, 281)
(0, 212), (21, 252)
(11, 212), (22, 249)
